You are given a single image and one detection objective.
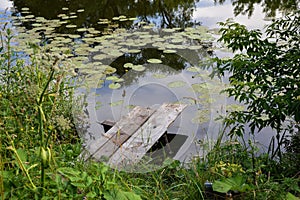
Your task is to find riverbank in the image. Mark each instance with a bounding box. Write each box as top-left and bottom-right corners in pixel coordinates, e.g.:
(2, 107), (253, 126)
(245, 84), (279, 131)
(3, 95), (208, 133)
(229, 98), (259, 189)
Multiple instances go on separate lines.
(1, 24), (299, 199)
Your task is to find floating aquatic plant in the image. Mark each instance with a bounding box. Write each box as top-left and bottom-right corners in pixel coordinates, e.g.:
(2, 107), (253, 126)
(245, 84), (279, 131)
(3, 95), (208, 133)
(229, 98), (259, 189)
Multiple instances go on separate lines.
(147, 58), (162, 64)
(108, 83), (121, 89)
(168, 81), (186, 88)
(132, 65), (145, 72)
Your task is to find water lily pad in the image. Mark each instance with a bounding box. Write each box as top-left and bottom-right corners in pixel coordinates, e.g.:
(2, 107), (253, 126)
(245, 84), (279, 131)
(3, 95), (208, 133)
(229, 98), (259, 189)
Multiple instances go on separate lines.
(192, 109), (210, 124)
(106, 76), (123, 82)
(58, 13), (66, 18)
(163, 49), (177, 54)
(128, 49), (141, 53)
(147, 58), (162, 64)
(32, 23), (42, 27)
(77, 28), (88, 32)
(152, 74), (166, 79)
(95, 101), (102, 109)
(89, 48), (99, 53)
(188, 45), (201, 50)
(187, 66), (200, 72)
(168, 81), (186, 88)
(191, 83), (207, 93)
(66, 24), (77, 28)
(171, 38), (184, 43)
(89, 30), (100, 34)
(105, 76), (117, 81)
(73, 56), (89, 62)
(68, 34), (81, 39)
(115, 78), (124, 82)
(162, 28), (176, 33)
(93, 54), (106, 60)
(107, 49), (123, 57)
(13, 22), (22, 26)
(109, 83), (121, 89)
(132, 65), (145, 72)
(25, 15), (35, 19)
(124, 63), (133, 68)
(105, 66), (117, 74)
(98, 21), (109, 25)
(158, 47), (166, 51)
(36, 17), (46, 22)
(110, 100), (124, 106)
(128, 17), (138, 21)
(152, 42), (164, 48)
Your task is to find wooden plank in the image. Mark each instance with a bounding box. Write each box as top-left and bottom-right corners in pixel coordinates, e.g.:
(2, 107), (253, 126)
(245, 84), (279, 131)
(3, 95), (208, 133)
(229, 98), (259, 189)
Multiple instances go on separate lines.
(108, 103), (187, 166)
(84, 106), (155, 161)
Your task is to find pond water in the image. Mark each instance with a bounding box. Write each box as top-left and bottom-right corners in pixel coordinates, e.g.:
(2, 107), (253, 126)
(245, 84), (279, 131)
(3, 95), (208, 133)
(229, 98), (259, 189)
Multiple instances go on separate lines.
(1, 0), (298, 168)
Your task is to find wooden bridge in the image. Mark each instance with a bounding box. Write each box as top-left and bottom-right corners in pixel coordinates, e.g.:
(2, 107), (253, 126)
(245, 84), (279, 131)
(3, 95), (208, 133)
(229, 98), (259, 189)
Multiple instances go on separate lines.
(82, 103), (187, 167)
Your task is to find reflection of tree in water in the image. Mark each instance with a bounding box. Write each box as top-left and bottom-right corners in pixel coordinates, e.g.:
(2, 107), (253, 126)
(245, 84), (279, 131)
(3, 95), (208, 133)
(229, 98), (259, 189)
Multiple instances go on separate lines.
(109, 48), (200, 87)
(12, 0), (199, 31)
(149, 0), (200, 28)
(215, 0), (299, 17)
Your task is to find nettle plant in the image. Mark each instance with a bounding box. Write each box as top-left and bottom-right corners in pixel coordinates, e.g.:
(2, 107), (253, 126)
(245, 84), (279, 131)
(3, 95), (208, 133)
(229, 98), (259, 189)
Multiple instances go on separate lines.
(210, 11), (300, 158)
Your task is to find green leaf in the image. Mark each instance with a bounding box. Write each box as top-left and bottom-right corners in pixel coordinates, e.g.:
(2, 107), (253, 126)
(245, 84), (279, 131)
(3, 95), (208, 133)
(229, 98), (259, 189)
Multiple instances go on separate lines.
(212, 180), (232, 193)
(71, 182), (86, 188)
(127, 49), (141, 53)
(27, 163), (39, 171)
(16, 148), (27, 163)
(286, 192), (299, 200)
(86, 191), (97, 198)
(132, 65), (145, 72)
(147, 58), (162, 64)
(163, 49), (177, 53)
(86, 176), (93, 187)
(109, 83), (121, 89)
(152, 73), (166, 79)
(110, 100), (123, 106)
(186, 66), (200, 72)
(167, 81), (186, 88)
(106, 76), (119, 81)
(58, 167), (81, 179)
(104, 189), (141, 200)
(69, 176), (82, 182)
(124, 63), (133, 68)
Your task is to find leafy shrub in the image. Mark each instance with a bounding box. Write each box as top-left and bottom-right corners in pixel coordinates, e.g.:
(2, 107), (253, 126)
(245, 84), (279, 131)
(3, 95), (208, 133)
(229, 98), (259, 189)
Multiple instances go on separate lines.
(211, 10), (300, 137)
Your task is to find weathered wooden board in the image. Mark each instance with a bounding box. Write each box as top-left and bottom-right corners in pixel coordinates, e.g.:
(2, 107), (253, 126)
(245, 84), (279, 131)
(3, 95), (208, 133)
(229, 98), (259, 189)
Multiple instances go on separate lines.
(84, 106), (155, 161)
(108, 103), (187, 166)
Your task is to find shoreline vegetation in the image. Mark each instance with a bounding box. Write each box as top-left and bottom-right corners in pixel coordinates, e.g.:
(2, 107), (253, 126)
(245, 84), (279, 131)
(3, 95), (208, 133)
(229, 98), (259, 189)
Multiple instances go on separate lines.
(1, 11), (299, 200)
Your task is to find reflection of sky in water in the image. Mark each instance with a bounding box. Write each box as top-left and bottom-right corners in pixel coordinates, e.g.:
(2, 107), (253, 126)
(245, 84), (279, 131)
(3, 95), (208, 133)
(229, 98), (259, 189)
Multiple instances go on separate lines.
(194, 0), (272, 30)
(0, 0), (13, 11)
